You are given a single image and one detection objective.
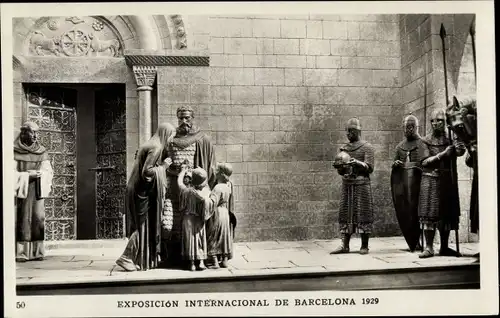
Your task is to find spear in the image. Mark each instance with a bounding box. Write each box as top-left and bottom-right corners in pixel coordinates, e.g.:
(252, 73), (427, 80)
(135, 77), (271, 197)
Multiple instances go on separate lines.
(420, 56), (428, 252)
(440, 23), (460, 256)
(470, 16), (477, 86)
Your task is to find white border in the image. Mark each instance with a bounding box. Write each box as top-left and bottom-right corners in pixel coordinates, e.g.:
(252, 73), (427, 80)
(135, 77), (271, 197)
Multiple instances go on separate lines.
(2, 1), (498, 317)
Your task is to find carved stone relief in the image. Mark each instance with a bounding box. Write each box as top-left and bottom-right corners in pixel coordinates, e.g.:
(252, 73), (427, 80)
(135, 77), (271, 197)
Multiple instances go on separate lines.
(26, 16), (122, 57)
(170, 15), (187, 49)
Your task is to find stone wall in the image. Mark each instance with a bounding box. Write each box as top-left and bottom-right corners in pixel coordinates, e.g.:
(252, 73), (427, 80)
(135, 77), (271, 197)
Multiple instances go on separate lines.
(399, 14), (476, 242)
(157, 14), (403, 242)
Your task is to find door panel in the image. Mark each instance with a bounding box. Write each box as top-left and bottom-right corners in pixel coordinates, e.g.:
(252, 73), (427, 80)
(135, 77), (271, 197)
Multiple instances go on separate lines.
(94, 86), (127, 239)
(26, 85), (77, 241)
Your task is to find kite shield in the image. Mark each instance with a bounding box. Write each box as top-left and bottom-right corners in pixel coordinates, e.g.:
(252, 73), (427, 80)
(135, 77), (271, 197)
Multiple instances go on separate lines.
(391, 162), (422, 252)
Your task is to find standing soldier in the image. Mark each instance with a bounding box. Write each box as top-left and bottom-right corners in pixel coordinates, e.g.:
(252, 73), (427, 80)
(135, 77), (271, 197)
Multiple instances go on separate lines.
(417, 109), (466, 258)
(14, 121), (53, 262)
(391, 114), (425, 252)
(331, 118), (375, 255)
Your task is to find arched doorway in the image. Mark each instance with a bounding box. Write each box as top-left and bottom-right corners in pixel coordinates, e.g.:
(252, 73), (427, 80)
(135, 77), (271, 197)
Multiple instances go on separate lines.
(12, 15), (165, 240)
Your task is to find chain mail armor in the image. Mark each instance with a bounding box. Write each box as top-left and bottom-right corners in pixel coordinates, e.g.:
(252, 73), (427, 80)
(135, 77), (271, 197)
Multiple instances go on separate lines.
(162, 143), (196, 241)
(394, 138), (426, 163)
(338, 140), (375, 234)
(417, 135), (464, 231)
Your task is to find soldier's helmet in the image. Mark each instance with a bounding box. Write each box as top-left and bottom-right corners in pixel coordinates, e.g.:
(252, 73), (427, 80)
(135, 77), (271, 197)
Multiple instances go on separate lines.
(345, 117), (361, 130)
(403, 114), (419, 126)
(333, 151), (351, 168)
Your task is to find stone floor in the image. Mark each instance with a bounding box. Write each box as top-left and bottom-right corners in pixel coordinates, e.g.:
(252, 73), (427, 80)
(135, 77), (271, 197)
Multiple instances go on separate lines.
(16, 236), (479, 286)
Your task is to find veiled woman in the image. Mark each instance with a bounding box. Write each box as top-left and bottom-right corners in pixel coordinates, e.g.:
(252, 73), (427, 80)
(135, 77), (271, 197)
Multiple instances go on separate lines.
(116, 122), (176, 271)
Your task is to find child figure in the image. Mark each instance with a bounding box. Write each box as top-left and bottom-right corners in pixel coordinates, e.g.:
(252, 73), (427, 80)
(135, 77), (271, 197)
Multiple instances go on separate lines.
(206, 163), (235, 269)
(178, 165), (211, 271)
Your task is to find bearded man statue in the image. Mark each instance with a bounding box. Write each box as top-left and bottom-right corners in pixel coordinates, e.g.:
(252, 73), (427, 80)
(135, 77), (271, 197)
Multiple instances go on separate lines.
(162, 106), (217, 266)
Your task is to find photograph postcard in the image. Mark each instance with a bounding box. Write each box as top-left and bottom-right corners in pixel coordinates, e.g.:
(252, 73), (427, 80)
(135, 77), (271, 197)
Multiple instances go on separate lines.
(1, 1), (498, 317)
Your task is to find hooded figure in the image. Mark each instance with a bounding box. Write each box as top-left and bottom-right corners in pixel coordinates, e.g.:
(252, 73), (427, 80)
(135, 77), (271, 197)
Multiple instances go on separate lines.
(14, 121), (54, 262)
(116, 122), (176, 271)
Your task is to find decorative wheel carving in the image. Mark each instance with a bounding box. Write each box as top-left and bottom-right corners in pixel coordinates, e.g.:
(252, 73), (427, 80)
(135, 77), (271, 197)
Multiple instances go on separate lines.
(61, 29), (90, 56)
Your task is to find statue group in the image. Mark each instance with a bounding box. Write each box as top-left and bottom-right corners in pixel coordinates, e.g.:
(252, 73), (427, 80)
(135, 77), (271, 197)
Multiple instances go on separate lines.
(14, 98), (478, 270)
(113, 106), (236, 271)
(388, 96), (478, 259)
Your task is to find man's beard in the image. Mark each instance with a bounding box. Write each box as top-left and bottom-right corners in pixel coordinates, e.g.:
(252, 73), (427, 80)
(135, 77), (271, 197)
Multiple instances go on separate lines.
(177, 123), (194, 135)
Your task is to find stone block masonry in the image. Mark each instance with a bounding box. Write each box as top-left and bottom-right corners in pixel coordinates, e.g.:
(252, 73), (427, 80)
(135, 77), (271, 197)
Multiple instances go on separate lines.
(155, 14), (402, 242)
(156, 14), (475, 243)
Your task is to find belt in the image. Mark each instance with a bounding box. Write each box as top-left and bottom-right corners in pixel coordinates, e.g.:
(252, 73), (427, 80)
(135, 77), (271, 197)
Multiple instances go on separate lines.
(342, 176), (371, 184)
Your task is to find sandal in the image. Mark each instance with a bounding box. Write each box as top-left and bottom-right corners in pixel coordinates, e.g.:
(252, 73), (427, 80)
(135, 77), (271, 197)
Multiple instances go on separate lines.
(418, 249), (434, 259)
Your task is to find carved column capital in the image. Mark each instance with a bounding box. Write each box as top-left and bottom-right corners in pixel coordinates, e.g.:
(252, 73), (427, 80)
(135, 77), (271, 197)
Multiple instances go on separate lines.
(132, 65), (157, 87)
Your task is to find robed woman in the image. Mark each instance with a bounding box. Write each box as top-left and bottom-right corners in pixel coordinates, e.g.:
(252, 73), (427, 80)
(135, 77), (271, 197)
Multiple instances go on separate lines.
(116, 122), (176, 271)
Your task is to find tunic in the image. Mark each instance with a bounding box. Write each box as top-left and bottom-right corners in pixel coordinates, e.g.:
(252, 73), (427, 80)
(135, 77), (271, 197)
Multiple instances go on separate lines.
(163, 129), (216, 263)
(180, 186), (211, 261)
(417, 134), (465, 230)
(14, 138), (53, 261)
(338, 140), (375, 234)
(206, 182), (234, 259)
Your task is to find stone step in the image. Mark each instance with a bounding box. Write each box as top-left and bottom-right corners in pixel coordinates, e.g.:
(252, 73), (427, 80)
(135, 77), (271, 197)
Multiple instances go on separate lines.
(17, 262), (480, 295)
(44, 239), (127, 250)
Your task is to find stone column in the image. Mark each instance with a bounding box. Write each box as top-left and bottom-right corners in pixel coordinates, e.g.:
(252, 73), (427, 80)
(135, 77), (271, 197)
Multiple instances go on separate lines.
(132, 65), (157, 145)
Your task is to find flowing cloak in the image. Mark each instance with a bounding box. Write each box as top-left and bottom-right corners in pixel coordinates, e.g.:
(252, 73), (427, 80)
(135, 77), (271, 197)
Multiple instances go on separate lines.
(164, 129), (216, 261)
(180, 185), (211, 261)
(466, 152), (479, 233)
(417, 134), (465, 230)
(119, 137), (170, 271)
(338, 140), (375, 234)
(206, 181), (234, 259)
(14, 136), (53, 261)
(391, 137), (425, 251)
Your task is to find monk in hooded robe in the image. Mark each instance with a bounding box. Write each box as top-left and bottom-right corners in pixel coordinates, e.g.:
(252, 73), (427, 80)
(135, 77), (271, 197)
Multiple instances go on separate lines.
(15, 121), (53, 262)
(116, 122), (176, 271)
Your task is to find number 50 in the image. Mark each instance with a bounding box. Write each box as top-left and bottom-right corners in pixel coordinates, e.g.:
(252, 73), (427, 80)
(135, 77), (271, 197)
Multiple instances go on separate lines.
(16, 301), (26, 309)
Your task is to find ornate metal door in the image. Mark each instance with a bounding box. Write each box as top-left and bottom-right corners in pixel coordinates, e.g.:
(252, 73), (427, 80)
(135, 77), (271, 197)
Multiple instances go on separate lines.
(26, 85), (77, 241)
(94, 86), (127, 239)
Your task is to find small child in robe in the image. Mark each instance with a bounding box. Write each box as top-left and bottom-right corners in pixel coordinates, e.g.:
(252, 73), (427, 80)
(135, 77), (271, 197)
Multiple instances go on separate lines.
(206, 163), (235, 269)
(178, 165), (211, 271)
